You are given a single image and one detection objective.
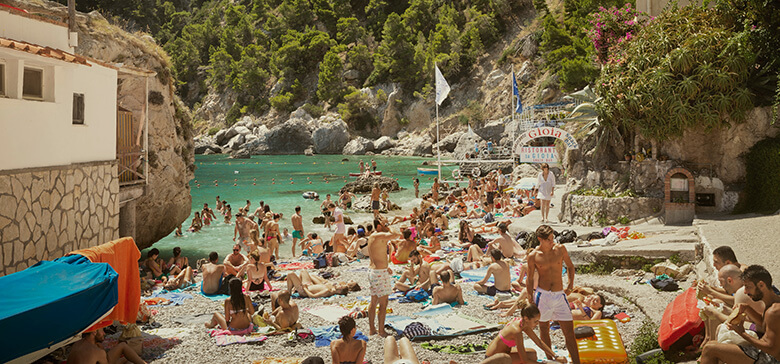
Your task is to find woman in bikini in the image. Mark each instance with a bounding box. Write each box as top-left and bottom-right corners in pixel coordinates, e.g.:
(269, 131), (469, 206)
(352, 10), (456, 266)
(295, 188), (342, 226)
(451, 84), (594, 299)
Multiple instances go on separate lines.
(188, 212), (203, 232)
(166, 247), (187, 276)
(286, 270), (360, 298)
(205, 278), (255, 335)
(486, 303), (565, 363)
(242, 250), (271, 292)
(331, 316), (366, 364)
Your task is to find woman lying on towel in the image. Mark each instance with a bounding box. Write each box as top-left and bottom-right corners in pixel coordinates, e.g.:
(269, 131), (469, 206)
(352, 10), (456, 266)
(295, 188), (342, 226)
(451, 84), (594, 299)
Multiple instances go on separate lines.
(205, 278), (255, 335)
(286, 270), (360, 298)
(486, 303), (566, 363)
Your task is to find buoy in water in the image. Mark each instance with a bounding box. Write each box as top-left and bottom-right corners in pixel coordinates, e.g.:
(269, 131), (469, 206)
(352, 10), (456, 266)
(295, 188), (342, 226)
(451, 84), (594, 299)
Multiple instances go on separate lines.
(253, 183), (256, 185)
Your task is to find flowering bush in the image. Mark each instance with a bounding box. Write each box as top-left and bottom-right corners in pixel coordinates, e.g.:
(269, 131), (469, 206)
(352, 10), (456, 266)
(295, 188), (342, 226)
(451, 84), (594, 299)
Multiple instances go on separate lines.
(588, 4), (649, 64)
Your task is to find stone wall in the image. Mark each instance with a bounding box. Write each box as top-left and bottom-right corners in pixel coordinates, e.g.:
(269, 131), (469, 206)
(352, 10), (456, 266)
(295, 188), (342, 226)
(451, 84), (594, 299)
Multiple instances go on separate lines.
(0, 161), (119, 276)
(558, 194), (664, 226)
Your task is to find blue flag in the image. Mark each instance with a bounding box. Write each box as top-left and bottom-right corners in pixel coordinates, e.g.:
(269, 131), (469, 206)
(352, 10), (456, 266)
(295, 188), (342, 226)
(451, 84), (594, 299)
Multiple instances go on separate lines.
(512, 72), (523, 113)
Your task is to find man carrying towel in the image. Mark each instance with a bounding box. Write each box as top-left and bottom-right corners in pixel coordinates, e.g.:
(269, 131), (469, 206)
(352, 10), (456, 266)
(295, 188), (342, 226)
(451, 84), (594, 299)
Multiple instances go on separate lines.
(367, 229), (402, 337)
(527, 224), (579, 364)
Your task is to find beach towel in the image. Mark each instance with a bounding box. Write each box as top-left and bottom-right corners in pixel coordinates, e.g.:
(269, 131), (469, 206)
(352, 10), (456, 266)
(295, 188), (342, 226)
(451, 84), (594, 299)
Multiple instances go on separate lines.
(209, 323), (255, 337)
(459, 266), (520, 283)
(421, 342), (488, 354)
(276, 262), (314, 270)
(305, 305), (352, 322)
(310, 325), (369, 347)
(71, 237), (142, 329)
(199, 282), (230, 301)
(252, 359), (304, 364)
(215, 334), (267, 346)
(150, 292), (193, 306)
(415, 303), (454, 317)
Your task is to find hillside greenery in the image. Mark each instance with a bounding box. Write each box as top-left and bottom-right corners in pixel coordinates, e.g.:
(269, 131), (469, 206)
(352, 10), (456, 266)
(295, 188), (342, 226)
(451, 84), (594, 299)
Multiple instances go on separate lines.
(68, 0), (534, 125)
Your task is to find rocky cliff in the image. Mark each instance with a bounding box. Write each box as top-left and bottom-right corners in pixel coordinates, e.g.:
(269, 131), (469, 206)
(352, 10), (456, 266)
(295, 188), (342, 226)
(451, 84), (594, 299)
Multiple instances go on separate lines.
(12, 1), (195, 249)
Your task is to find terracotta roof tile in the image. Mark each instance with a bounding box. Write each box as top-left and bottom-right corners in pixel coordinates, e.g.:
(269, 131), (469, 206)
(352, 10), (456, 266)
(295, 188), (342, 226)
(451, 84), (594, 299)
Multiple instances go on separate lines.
(0, 36), (90, 66)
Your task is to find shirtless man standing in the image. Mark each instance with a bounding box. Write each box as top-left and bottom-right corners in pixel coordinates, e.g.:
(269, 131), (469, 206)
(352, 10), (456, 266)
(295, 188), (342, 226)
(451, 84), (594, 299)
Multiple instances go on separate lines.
(339, 190), (355, 210)
(223, 244), (247, 277)
(215, 196), (222, 212)
(432, 178), (440, 203)
(371, 159), (377, 172)
(527, 224), (579, 364)
(291, 206), (304, 257)
(371, 183), (382, 218)
(474, 248), (512, 296)
(432, 271), (464, 305)
(394, 250), (436, 292)
(489, 222), (525, 260)
(67, 328), (147, 364)
(367, 230), (402, 337)
(329, 203), (348, 253)
(702, 265), (780, 364)
(234, 213), (258, 252)
(201, 252), (227, 295)
(253, 200), (265, 220)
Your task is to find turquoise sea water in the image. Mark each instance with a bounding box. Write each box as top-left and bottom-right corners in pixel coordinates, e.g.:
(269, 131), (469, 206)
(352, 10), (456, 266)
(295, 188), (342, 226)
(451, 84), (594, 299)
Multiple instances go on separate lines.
(147, 154), (455, 263)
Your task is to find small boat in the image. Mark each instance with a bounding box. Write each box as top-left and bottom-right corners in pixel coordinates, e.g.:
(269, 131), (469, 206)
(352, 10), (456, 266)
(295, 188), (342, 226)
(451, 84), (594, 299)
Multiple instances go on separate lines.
(348, 171), (382, 177)
(302, 191), (319, 199)
(417, 168), (439, 175)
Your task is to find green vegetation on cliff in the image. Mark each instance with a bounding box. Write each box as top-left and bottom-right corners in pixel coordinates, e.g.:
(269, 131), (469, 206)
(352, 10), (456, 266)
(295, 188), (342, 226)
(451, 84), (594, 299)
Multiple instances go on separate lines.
(69, 0), (531, 125)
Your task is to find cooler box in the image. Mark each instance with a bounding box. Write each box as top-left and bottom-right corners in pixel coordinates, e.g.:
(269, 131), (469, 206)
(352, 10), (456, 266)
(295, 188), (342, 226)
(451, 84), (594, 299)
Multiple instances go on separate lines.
(658, 287), (703, 350)
(574, 319), (628, 364)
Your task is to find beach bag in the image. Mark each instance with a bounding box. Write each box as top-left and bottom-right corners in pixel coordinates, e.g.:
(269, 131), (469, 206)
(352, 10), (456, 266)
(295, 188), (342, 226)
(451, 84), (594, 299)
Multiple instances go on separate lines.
(523, 232), (540, 250)
(650, 277), (679, 291)
(314, 254), (328, 269)
(472, 234), (488, 249)
(450, 258), (464, 274)
(558, 230), (577, 244)
(403, 322), (432, 340)
(515, 231), (528, 243)
(574, 326), (596, 339)
(483, 213), (495, 224)
(405, 288), (430, 302)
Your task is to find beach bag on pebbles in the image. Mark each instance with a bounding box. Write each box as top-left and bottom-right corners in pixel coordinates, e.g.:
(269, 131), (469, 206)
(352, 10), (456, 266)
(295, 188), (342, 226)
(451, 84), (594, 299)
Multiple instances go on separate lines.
(314, 254), (328, 269)
(557, 230), (577, 244)
(405, 288), (430, 302)
(402, 322), (432, 340)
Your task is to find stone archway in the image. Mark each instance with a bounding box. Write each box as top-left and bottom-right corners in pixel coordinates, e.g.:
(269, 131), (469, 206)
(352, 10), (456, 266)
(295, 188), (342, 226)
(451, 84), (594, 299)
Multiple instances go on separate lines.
(664, 167), (695, 225)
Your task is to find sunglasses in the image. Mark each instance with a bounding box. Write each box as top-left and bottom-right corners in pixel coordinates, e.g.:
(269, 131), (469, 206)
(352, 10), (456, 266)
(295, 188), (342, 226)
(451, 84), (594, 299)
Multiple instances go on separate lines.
(233, 249), (240, 252)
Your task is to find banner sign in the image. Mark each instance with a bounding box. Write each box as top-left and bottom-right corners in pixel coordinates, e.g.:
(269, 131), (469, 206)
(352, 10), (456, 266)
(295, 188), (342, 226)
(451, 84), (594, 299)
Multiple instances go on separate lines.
(514, 127), (579, 154)
(519, 146), (559, 163)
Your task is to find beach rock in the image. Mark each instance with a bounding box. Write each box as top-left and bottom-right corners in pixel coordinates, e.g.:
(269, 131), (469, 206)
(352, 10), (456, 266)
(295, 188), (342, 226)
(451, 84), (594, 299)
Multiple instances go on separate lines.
(215, 127), (237, 146)
(517, 60), (534, 83)
(436, 132), (464, 153)
(235, 116), (254, 128)
(304, 148), (314, 156)
(312, 119), (350, 154)
(312, 215), (353, 224)
(407, 135), (433, 156)
(453, 132), (485, 159)
(486, 69), (505, 89)
(521, 34), (539, 59)
(233, 126), (251, 136)
(475, 119), (506, 142)
(372, 136), (395, 151)
(340, 175), (400, 194)
(225, 134), (245, 151)
(342, 137), (374, 155)
(230, 148), (251, 159)
(290, 107), (314, 124)
(513, 163), (540, 179)
(194, 137), (220, 155)
(243, 118), (313, 155)
(351, 195), (401, 213)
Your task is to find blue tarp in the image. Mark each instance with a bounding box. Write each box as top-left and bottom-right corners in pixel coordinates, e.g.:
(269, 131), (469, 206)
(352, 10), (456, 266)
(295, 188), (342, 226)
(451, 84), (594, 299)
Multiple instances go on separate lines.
(0, 254), (118, 363)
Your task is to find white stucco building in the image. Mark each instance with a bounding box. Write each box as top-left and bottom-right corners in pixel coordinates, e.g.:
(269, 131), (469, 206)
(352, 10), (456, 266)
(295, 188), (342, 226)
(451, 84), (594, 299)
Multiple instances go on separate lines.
(0, 6), (151, 276)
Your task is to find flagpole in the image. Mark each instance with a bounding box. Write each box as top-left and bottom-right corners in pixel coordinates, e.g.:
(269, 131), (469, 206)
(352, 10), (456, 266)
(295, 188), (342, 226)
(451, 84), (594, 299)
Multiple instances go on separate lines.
(511, 65), (516, 179)
(436, 63), (442, 180)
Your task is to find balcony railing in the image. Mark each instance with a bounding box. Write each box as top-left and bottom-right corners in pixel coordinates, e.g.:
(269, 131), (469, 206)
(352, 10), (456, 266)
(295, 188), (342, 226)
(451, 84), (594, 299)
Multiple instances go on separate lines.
(117, 108), (146, 186)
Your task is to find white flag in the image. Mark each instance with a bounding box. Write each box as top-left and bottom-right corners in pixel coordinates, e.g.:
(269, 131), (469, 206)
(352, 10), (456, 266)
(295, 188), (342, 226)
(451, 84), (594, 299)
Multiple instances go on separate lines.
(435, 65), (450, 106)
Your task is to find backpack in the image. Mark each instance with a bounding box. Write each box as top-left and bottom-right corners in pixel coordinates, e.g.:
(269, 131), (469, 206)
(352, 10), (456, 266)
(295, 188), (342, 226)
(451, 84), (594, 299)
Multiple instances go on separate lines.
(523, 232), (540, 250)
(314, 253), (328, 269)
(558, 230), (577, 244)
(515, 231), (528, 243)
(405, 288), (430, 302)
(483, 212), (495, 224)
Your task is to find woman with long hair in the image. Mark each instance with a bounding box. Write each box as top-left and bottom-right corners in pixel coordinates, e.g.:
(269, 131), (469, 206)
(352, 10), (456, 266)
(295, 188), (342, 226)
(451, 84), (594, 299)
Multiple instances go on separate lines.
(205, 278), (255, 335)
(485, 302), (566, 363)
(188, 212), (202, 232)
(242, 250), (270, 292)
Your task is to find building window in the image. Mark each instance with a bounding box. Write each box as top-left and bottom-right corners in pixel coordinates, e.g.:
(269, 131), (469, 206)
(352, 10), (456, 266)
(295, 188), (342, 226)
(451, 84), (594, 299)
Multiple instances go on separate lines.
(73, 93), (85, 124)
(0, 63), (5, 96)
(23, 67), (43, 100)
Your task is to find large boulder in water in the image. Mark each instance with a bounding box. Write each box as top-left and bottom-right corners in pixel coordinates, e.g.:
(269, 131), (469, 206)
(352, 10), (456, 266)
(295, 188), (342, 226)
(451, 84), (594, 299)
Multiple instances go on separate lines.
(372, 136), (395, 151)
(225, 133), (245, 151)
(340, 175), (400, 194)
(312, 118), (350, 154)
(343, 137), (374, 155)
(230, 148), (251, 159)
(242, 118), (313, 155)
(436, 132), (464, 153)
(351, 195), (401, 213)
(194, 136), (220, 154)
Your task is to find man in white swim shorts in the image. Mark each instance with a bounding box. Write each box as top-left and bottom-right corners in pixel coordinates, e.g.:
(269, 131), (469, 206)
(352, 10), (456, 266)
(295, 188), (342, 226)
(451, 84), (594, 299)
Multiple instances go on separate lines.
(527, 224), (580, 364)
(366, 229), (402, 337)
